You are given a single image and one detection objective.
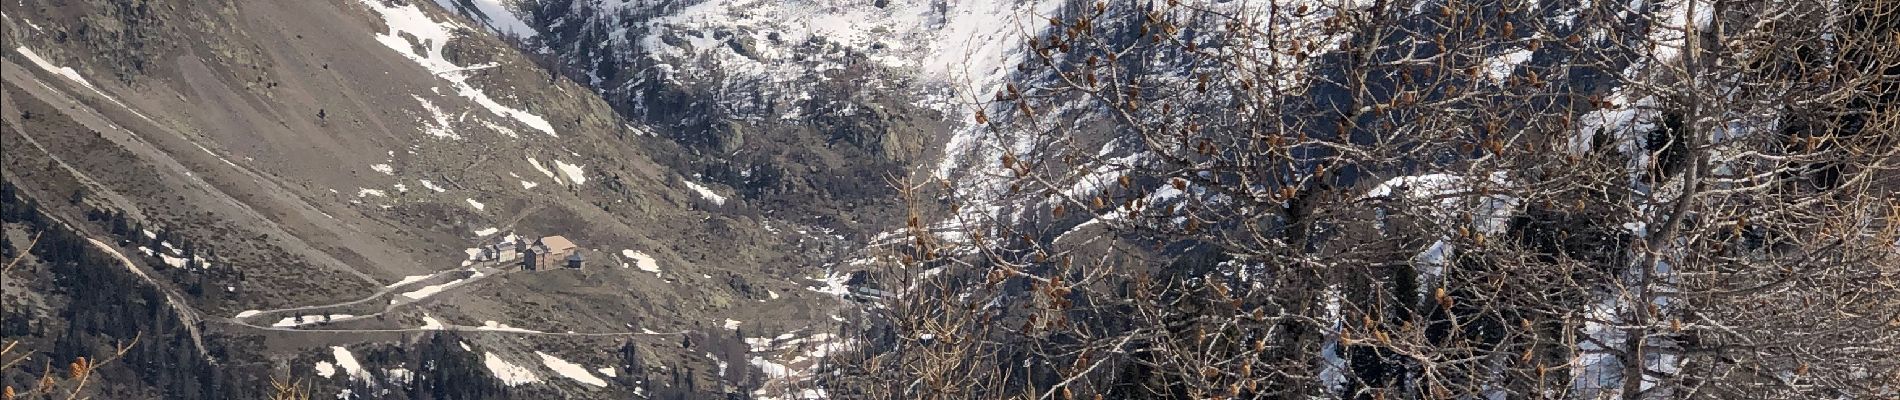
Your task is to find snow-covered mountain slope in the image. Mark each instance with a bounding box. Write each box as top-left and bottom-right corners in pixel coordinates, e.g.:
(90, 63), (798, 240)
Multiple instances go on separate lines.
(2, 0), (856, 398)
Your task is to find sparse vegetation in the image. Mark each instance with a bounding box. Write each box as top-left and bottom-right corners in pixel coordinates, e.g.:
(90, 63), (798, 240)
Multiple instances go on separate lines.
(839, 0), (1898, 399)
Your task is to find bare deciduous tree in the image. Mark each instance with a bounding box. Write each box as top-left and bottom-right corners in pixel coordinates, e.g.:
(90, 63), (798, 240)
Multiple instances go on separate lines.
(831, 0), (1897, 399)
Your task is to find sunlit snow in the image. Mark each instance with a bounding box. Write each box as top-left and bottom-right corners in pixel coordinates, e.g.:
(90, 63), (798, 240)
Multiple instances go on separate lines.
(537, 352), (608, 387)
(483, 352), (541, 386)
(683, 180), (727, 205)
(553, 160), (587, 186)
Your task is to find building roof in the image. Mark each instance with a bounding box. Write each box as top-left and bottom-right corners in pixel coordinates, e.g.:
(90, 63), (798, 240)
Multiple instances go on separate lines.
(539, 235), (577, 252)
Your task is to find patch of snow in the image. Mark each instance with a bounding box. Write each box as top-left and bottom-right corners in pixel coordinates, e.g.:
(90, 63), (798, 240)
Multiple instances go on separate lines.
(399, 278), (466, 300)
(466, 198), (486, 211)
(1484, 48), (1535, 83)
(315, 361), (337, 378)
(388, 274), (431, 288)
(331, 346), (371, 382)
(370, 164), (395, 175)
(553, 160), (586, 186)
(483, 352), (541, 386)
(526, 157), (558, 180)
(357, 188), (387, 197)
(393, 183), (409, 192)
(806, 271), (851, 297)
(723, 319), (743, 330)
(235, 310), (261, 319)
(478, 320), (542, 333)
(160, 253), (190, 269)
(411, 95), (462, 139)
(354, 0), (557, 137)
(418, 179), (448, 192)
(420, 315), (447, 330)
(474, 227), (500, 236)
(431, 0), (537, 38)
(15, 46), (103, 94)
(385, 368), (414, 385)
(536, 352), (608, 387)
(520, 180), (538, 189)
(596, 367), (617, 378)
(683, 180), (727, 205)
(622, 250), (660, 273)
(272, 314), (355, 327)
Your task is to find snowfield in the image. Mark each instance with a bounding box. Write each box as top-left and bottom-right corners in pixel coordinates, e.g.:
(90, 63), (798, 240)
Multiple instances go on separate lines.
(353, 0), (558, 137)
(272, 314), (355, 327)
(622, 249), (661, 273)
(554, 160), (587, 186)
(15, 46), (104, 94)
(537, 352), (609, 387)
(527, 157), (558, 180)
(483, 352), (542, 386)
(478, 320), (542, 333)
(429, 0), (537, 39)
(683, 180), (727, 205)
(399, 278), (467, 300)
(332, 346), (371, 382)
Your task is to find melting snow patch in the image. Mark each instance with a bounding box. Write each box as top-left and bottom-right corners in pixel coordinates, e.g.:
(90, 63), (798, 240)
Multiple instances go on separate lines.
(683, 180), (727, 205)
(15, 46), (102, 93)
(412, 95), (462, 139)
(807, 272), (850, 297)
(370, 164), (395, 175)
(418, 179), (447, 192)
(332, 346), (371, 382)
(520, 180), (538, 189)
(596, 367), (617, 378)
(526, 157), (558, 180)
(385, 368), (414, 385)
(388, 274), (431, 288)
(465, 198), (486, 211)
(474, 227), (500, 236)
(723, 319), (743, 330)
(160, 253), (190, 268)
(354, 0), (557, 137)
(430, 0), (538, 39)
(315, 361), (337, 378)
(536, 352), (608, 387)
(399, 278), (465, 300)
(478, 320), (541, 333)
(1484, 48), (1536, 83)
(483, 352), (541, 386)
(553, 160), (587, 186)
(235, 310), (262, 319)
(357, 188), (387, 197)
(622, 250), (660, 273)
(272, 315), (355, 327)
(420, 315), (447, 330)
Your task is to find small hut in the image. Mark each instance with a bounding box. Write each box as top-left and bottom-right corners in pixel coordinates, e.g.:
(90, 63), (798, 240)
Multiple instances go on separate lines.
(564, 252), (585, 269)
